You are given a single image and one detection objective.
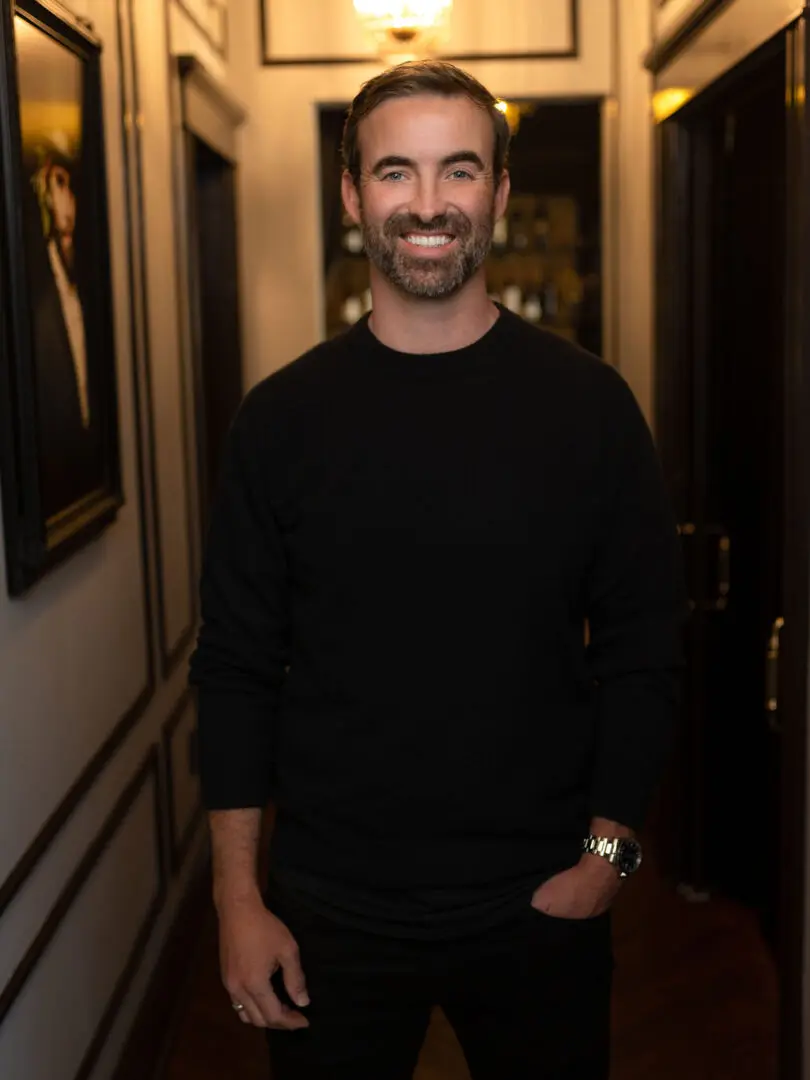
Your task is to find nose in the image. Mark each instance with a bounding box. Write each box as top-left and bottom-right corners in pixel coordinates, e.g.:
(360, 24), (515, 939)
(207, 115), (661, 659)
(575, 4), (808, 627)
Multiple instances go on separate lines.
(408, 175), (447, 223)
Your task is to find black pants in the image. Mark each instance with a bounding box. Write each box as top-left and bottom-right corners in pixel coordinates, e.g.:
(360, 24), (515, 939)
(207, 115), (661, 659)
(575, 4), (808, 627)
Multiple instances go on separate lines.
(265, 878), (613, 1080)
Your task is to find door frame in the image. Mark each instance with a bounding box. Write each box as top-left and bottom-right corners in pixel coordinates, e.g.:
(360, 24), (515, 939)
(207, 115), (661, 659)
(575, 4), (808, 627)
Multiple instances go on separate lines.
(650, 17), (809, 1080)
(174, 55), (247, 541)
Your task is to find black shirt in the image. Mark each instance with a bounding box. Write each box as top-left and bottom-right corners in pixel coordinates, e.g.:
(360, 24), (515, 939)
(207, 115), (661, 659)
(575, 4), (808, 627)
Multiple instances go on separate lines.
(188, 308), (686, 938)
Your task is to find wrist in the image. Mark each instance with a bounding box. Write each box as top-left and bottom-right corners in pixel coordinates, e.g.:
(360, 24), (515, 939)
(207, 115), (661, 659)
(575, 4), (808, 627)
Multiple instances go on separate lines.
(213, 880), (264, 915)
(579, 851), (621, 880)
(588, 816), (635, 840)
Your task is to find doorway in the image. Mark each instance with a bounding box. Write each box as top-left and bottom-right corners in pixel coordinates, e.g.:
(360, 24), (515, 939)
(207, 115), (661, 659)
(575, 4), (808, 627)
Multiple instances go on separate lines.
(653, 26), (808, 1080)
(186, 134), (244, 534)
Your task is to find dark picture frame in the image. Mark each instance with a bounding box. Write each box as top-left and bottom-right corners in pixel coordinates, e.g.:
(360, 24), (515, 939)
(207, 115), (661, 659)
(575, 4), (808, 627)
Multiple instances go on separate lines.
(0, 1), (123, 597)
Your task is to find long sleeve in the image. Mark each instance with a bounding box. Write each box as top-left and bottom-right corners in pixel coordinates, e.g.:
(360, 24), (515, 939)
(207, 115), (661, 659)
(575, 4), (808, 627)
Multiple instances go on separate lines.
(188, 393), (289, 810)
(585, 374), (688, 831)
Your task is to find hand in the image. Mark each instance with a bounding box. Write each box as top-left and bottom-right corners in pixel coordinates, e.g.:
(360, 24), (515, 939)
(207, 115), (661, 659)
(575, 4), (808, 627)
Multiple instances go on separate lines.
(530, 854), (623, 920)
(217, 893), (310, 1030)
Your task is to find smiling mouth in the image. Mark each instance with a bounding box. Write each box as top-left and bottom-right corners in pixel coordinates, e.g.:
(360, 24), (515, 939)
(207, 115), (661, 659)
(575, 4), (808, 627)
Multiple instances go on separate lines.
(402, 233), (455, 248)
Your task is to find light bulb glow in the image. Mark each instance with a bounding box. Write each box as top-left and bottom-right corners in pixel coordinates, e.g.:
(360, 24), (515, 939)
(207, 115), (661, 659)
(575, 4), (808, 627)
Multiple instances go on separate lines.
(353, 0), (452, 55)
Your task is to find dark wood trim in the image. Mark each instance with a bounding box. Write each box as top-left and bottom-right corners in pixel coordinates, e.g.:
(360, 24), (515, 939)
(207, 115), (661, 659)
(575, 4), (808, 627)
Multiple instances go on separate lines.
(644, 0), (735, 75)
(778, 20), (809, 1080)
(173, 0), (227, 60)
(161, 0), (201, 682)
(259, 0), (580, 66)
(110, 857), (211, 1080)
(0, 0), (157, 923)
(0, 746), (165, 1029)
(162, 688), (204, 875)
(182, 128), (211, 550)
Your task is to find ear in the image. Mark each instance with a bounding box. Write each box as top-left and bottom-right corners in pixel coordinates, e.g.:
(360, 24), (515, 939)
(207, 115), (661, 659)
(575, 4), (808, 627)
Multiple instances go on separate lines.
(341, 169), (362, 226)
(494, 169), (510, 221)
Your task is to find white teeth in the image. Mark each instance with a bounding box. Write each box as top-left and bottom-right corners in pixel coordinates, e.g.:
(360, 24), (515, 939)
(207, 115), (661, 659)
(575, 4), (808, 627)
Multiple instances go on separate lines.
(404, 234), (453, 247)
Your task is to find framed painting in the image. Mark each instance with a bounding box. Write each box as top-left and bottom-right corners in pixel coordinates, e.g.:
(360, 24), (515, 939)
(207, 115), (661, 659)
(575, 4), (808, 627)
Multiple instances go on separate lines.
(0, 0), (122, 596)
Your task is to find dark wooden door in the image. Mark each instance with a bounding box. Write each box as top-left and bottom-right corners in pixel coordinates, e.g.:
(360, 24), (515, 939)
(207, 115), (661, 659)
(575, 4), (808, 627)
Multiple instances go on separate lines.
(653, 40), (787, 939)
(652, 20), (810, 1078)
(187, 135), (245, 534)
(698, 57), (786, 940)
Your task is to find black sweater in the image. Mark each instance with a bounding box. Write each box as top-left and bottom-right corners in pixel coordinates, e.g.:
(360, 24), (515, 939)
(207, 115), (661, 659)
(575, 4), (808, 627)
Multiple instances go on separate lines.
(189, 309), (686, 931)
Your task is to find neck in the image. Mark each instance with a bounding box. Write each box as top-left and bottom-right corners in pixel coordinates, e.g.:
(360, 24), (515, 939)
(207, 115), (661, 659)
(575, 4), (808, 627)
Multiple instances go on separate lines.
(367, 269), (499, 354)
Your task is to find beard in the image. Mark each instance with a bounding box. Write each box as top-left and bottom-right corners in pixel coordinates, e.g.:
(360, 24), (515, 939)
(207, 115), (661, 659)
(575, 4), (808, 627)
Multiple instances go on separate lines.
(360, 203), (495, 299)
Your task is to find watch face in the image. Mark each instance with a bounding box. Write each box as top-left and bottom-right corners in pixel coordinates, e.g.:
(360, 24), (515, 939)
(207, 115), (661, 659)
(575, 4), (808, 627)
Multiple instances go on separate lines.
(617, 839), (642, 875)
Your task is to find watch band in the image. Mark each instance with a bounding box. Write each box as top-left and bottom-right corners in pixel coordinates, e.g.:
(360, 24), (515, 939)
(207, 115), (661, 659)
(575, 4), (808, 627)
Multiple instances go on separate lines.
(583, 836), (623, 861)
(583, 834), (642, 878)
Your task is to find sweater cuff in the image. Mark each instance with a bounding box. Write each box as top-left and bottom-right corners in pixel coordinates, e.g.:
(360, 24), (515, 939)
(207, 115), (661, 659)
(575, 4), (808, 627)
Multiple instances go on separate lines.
(196, 692), (275, 810)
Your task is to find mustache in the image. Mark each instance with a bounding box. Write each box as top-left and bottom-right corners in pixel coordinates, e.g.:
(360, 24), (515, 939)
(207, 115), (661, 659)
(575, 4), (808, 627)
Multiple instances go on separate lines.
(383, 212), (471, 239)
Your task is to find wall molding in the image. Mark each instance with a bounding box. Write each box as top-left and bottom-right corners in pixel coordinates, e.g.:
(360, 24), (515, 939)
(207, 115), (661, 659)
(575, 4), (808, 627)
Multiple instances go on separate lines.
(130, 0), (199, 682)
(178, 53), (246, 163)
(644, 0), (734, 74)
(0, 0), (158, 929)
(72, 747), (167, 1080)
(173, 0), (228, 60)
(259, 0), (580, 66)
(162, 688), (204, 875)
(0, 747), (166, 1033)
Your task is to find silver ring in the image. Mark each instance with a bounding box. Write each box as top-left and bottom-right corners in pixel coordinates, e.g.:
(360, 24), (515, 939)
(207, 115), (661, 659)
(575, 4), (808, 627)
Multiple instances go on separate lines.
(232, 1001), (245, 1012)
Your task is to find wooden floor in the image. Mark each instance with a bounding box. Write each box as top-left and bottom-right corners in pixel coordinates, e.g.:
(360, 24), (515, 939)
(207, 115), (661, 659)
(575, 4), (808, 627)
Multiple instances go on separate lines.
(161, 849), (778, 1079)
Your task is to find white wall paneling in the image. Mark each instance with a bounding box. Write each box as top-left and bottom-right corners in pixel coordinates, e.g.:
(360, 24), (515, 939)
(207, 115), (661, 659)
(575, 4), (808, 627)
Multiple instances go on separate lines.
(0, 0), (156, 927)
(130, 0), (198, 677)
(0, 749), (165, 1080)
(172, 0), (227, 56)
(169, 0), (228, 81)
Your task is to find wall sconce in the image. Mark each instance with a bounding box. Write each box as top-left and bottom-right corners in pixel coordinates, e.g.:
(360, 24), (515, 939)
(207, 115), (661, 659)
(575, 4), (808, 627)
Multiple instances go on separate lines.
(353, 0), (453, 59)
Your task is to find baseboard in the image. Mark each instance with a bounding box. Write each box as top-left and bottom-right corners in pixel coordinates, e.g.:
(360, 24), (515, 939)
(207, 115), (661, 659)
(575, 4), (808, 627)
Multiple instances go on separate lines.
(112, 853), (212, 1080)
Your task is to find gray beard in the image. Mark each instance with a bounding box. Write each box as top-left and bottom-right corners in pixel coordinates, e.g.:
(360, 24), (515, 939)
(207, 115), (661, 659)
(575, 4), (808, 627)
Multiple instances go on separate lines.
(360, 207), (494, 299)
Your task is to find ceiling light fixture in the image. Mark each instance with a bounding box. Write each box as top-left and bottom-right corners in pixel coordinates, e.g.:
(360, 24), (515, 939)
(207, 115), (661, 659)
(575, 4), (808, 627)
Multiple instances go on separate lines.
(353, 0), (453, 59)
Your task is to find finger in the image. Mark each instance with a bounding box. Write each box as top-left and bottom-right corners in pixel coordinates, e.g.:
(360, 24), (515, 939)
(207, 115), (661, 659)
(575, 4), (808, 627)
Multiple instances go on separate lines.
(233, 995), (267, 1028)
(279, 941), (310, 1008)
(251, 984), (309, 1031)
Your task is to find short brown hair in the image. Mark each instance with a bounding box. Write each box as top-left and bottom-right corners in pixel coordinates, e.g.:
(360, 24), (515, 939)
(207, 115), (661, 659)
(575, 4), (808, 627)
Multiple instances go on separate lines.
(341, 59), (511, 185)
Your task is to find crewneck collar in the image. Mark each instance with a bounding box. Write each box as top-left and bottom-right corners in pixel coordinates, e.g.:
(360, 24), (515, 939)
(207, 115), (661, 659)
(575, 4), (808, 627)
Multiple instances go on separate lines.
(346, 303), (515, 380)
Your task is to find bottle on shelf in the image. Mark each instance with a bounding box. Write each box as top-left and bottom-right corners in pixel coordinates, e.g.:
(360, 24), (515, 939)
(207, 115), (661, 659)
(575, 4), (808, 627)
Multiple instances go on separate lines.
(502, 282), (523, 313)
(340, 294), (364, 324)
(522, 292), (543, 324)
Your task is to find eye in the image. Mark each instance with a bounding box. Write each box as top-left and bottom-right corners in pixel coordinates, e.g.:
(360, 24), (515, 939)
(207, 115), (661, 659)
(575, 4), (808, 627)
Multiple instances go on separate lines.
(381, 170), (407, 182)
(448, 168), (474, 180)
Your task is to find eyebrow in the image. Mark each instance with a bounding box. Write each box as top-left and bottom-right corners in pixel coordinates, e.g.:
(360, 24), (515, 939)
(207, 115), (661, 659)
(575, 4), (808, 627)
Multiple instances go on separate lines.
(369, 151), (487, 176)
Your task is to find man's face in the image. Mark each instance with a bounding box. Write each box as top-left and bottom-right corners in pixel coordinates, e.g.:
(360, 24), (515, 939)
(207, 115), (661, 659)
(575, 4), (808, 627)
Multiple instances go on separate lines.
(342, 94), (509, 299)
(48, 163), (76, 266)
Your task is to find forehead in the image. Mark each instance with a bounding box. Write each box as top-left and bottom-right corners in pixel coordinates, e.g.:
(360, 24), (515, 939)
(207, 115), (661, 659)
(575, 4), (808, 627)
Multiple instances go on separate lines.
(358, 93), (494, 167)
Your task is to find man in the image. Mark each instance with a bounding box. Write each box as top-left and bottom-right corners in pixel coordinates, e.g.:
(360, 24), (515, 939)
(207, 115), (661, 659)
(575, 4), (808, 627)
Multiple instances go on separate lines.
(189, 60), (686, 1079)
(25, 135), (101, 520)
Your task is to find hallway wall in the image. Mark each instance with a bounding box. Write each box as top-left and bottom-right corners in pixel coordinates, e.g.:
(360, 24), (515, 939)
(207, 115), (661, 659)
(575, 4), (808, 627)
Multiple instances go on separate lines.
(0, 1), (240, 1076)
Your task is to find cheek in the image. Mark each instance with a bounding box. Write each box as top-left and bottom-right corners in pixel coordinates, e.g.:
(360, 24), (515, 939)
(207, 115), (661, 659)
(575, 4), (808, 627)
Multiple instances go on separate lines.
(360, 189), (406, 226)
(464, 188), (496, 218)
